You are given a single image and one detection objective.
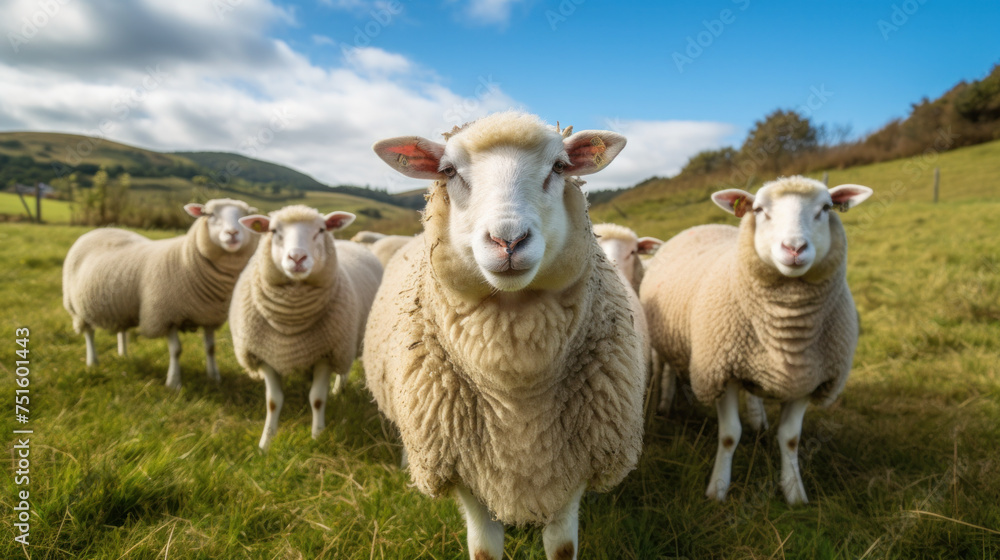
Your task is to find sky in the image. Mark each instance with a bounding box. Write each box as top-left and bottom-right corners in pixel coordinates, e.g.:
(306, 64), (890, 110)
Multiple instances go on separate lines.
(1, 0), (998, 193)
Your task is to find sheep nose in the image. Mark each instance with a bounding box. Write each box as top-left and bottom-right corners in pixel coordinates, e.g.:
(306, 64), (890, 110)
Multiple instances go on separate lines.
(288, 250), (308, 265)
(489, 231), (530, 255)
(781, 241), (808, 256)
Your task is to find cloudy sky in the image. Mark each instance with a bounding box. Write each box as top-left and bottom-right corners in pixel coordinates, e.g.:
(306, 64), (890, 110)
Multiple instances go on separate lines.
(2, 0), (998, 192)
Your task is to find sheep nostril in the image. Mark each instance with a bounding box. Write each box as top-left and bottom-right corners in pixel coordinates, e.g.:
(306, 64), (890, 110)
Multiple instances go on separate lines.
(782, 242), (808, 256)
(489, 232), (529, 255)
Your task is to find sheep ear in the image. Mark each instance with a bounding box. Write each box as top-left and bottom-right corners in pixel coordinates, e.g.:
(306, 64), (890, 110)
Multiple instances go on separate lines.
(637, 236), (664, 255)
(239, 215), (270, 233)
(563, 130), (627, 176)
(247, 206), (259, 214)
(184, 203), (205, 218)
(829, 184), (873, 212)
(373, 136), (446, 180)
(712, 189), (755, 217)
(323, 211), (356, 232)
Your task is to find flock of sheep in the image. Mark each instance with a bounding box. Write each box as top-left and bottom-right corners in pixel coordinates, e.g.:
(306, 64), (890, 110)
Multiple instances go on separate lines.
(61, 111), (873, 560)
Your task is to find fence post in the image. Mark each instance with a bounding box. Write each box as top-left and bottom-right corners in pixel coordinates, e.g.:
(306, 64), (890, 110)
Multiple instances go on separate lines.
(933, 167), (940, 203)
(35, 182), (42, 223)
(822, 172), (829, 186)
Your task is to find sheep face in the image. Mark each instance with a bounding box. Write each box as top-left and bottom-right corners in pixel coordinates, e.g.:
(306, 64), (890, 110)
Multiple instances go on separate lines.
(240, 209), (355, 281)
(185, 200), (256, 253)
(713, 178), (872, 277)
(373, 112), (626, 293)
(596, 231), (662, 288)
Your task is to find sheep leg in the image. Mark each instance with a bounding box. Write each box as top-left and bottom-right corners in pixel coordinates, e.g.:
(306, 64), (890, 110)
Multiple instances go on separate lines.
(117, 331), (127, 356)
(165, 327), (182, 391)
(706, 381), (741, 501)
(203, 328), (220, 383)
(745, 394), (769, 431)
(657, 354), (676, 415)
(542, 483), (586, 560)
(331, 372), (345, 396)
(310, 362), (332, 439)
(778, 397), (810, 505)
(454, 486), (504, 560)
(84, 326), (98, 366)
(258, 365), (283, 451)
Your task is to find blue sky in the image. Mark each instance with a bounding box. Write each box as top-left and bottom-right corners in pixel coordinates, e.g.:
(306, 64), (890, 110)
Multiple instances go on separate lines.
(1, 0), (997, 191)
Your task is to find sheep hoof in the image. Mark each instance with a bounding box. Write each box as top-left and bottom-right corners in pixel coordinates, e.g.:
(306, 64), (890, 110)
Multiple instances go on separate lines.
(782, 478), (808, 506)
(705, 480), (729, 502)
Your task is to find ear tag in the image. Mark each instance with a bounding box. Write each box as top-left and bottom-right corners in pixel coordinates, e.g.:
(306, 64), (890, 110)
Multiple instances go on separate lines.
(251, 221), (265, 233)
(733, 196), (748, 218)
(591, 136), (607, 166)
(837, 202), (851, 213)
(397, 154), (409, 167)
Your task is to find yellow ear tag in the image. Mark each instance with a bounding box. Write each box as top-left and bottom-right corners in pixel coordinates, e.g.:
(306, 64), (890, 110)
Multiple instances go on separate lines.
(837, 202), (850, 213)
(252, 221), (265, 233)
(733, 196), (748, 218)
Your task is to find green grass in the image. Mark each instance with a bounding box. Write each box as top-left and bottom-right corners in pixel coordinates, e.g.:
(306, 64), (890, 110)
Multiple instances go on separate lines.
(1, 143), (999, 558)
(0, 193), (73, 224)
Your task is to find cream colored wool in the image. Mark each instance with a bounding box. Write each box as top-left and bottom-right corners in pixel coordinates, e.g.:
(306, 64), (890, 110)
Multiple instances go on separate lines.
(63, 198), (258, 338)
(350, 230), (386, 245)
(592, 223), (646, 293)
(229, 206), (382, 378)
(641, 212), (857, 407)
(369, 235), (414, 268)
(364, 177), (646, 527)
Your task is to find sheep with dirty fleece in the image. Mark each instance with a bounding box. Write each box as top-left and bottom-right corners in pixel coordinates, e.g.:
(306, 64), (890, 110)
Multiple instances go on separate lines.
(641, 175), (872, 505)
(229, 205), (382, 451)
(62, 198), (258, 389)
(366, 112), (645, 560)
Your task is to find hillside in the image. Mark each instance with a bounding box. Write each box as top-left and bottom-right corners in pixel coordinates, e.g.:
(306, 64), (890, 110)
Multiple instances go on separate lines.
(176, 151), (328, 192)
(591, 138), (1000, 241)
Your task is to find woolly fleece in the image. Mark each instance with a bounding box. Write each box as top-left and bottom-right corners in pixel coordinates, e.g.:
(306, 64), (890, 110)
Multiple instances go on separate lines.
(641, 212), (858, 406)
(63, 198), (258, 338)
(364, 173), (646, 526)
(229, 205), (382, 377)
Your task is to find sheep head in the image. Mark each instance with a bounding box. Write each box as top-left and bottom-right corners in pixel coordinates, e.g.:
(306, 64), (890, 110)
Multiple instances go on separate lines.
(239, 205), (355, 282)
(712, 176), (872, 278)
(373, 111), (626, 294)
(593, 223), (662, 291)
(185, 198), (258, 253)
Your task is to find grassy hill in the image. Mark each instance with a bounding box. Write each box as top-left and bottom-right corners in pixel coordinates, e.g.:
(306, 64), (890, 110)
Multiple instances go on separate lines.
(590, 137), (1000, 241)
(176, 151), (329, 192)
(0, 131), (423, 235)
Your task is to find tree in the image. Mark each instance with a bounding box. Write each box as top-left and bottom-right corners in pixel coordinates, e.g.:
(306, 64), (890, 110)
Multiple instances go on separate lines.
(739, 109), (819, 173)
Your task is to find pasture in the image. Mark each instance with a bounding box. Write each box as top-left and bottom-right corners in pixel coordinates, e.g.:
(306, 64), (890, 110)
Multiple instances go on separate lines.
(1, 146), (999, 557)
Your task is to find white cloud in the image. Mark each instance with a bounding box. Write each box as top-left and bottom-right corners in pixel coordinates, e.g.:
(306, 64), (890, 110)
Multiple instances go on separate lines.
(0, 0), (520, 193)
(447, 0), (525, 26)
(0, 0), (734, 195)
(312, 34), (337, 47)
(579, 119), (738, 191)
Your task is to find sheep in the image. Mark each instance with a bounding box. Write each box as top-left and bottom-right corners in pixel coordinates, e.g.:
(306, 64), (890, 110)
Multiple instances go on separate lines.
(592, 223), (663, 416)
(640, 176), (872, 505)
(229, 205), (382, 451)
(365, 112), (645, 560)
(592, 223), (662, 293)
(62, 198), (258, 389)
(350, 230), (387, 246)
(369, 234), (414, 267)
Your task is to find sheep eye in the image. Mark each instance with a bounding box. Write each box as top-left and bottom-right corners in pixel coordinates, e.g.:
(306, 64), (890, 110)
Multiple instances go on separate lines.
(552, 161), (567, 174)
(442, 165), (457, 178)
(752, 207), (763, 214)
(823, 204), (832, 212)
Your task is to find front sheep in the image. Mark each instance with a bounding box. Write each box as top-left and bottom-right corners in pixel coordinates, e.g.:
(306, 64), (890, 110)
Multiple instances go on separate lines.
(640, 176), (872, 505)
(366, 112), (645, 560)
(229, 205), (382, 451)
(62, 198), (258, 389)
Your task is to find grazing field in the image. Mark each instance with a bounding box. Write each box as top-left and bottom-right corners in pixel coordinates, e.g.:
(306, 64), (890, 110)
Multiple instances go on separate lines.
(1, 150), (998, 559)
